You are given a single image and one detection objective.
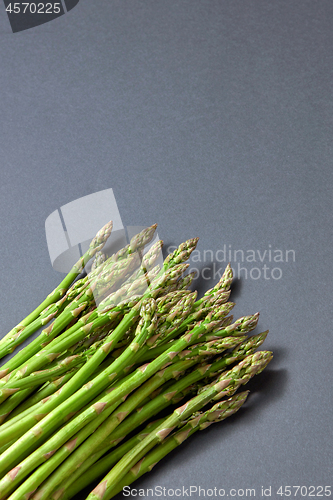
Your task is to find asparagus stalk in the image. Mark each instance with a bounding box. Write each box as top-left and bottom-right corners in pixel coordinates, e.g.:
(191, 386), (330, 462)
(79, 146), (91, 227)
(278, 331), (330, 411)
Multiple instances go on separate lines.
(163, 238), (199, 270)
(95, 330), (267, 455)
(0, 301), (96, 385)
(2, 327), (252, 433)
(0, 387), (37, 425)
(105, 224), (158, 265)
(0, 226), (160, 378)
(0, 301), (67, 362)
(0, 221), (113, 355)
(0, 371), (78, 427)
(51, 419), (166, 500)
(13, 370), (77, 415)
(43, 330), (266, 498)
(201, 262), (233, 297)
(0, 300), (227, 494)
(118, 239), (163, 287)
(31, 334), (247, 500)
(86, 351), (272, 500)
(31, 332), (245, 499)
(90, 251), (107, 272)
(0, 231), (272, 500)
(18, 356), (201, 500)
(175, 272), (196, 290)
(0, 297), (84, 380)
(0, 307), (122, 405)
(0, 296), (155, 454)
(0, 351), (94, 394)
(138, 312), (259, 363)
(0, 261), (189, 443)
(1, 264), (152, 391)
(54, 392), (248, 500)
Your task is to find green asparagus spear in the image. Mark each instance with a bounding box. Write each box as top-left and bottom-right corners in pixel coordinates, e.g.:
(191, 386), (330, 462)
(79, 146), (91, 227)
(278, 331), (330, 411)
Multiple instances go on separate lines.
(50, 419), (165, 500)
(102, 392), (249, 500)
(0, 301), (228, 494)
(42, 330), (267, 498)
(0, 221), (113, 354)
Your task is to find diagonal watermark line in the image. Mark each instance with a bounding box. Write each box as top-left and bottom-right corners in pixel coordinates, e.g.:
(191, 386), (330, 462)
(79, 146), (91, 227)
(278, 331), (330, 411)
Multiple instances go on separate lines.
(58, 207), (71, 248)
(59, 0), (67, 13)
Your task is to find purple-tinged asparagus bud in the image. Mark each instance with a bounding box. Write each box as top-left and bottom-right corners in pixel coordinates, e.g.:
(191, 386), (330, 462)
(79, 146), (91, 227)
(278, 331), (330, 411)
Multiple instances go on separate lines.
(166, 292), (197, 324)
(177, 272), (196, 290)
(132, 299), (159, 346)
(94, 253), (142, 301)
(73, 221), (113, 274)
(98, 266), (162, 314)
(129, 224), (158, 254)
(181, 336), (247, 360)
(164, 238), (199, 269)
(202, 302), (236, 332)
(191, 290), (231, 320)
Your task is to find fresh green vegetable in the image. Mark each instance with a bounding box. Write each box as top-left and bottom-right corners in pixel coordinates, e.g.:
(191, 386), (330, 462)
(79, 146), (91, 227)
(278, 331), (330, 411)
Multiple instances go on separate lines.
(0, 222), (272, 500)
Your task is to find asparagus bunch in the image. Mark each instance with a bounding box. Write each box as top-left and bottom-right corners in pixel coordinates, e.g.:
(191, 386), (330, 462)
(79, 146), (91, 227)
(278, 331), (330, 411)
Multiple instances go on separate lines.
(0, 222), (273, 500)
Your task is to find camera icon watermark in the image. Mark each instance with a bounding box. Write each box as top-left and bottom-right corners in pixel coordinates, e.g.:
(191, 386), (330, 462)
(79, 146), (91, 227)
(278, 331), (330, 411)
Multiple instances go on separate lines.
(45, 188), (163, 304)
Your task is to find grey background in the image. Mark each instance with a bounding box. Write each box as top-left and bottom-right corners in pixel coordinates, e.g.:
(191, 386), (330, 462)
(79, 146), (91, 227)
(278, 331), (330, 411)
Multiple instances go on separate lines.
(0, 1), (332, 498)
